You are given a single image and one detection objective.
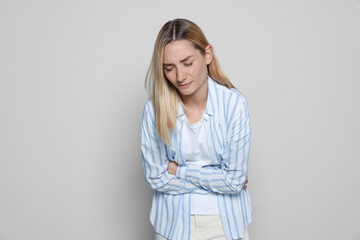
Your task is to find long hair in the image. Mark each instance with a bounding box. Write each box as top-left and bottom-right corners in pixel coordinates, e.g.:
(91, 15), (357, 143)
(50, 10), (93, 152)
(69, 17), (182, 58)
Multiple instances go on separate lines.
(145, 18), (235, 143)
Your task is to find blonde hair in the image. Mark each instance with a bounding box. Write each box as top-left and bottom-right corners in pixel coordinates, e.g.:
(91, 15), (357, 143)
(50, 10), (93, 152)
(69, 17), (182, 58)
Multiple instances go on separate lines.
(145, 18), (235, 143)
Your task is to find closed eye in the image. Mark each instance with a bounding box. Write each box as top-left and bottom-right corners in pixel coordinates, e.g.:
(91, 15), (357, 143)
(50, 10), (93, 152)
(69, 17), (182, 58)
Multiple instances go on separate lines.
(184, 62), (193, 67)
(164, 67), (173, 72)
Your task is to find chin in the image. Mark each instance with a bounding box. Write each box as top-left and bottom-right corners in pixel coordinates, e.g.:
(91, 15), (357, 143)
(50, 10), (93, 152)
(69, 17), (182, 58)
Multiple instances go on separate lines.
(178, 88), (195, 96)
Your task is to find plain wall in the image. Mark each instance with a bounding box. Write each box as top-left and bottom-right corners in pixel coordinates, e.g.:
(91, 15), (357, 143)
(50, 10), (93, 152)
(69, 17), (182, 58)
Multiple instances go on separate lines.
(0, 0), (359, 239)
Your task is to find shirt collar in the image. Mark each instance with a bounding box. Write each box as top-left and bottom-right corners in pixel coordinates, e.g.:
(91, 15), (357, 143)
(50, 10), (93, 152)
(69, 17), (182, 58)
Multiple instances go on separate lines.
(176, 75), (216, 118)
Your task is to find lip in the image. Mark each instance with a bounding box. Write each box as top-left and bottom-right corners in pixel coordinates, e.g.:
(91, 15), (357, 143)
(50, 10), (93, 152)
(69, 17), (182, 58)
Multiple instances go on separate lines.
(179, 82), (192, 88)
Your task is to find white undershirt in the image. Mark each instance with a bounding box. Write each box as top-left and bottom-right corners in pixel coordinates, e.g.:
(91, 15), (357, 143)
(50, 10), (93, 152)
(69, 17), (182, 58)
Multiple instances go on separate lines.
(181, 114), (219, 215)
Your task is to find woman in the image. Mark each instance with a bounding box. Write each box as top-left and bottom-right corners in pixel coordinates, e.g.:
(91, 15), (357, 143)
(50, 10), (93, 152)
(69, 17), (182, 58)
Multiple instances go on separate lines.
(141, 18), (252, 240)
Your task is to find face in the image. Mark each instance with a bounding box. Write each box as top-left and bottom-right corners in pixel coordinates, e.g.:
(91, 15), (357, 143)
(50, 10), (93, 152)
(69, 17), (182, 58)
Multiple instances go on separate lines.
(163, 39), (213, 98)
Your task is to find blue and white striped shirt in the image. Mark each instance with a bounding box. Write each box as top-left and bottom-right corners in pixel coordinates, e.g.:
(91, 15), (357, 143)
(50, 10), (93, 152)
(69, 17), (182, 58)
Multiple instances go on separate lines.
(141, 76), (253, 240)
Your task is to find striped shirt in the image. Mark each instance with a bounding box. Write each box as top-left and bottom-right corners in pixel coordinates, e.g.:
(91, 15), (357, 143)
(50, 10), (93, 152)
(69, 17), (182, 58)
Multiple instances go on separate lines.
(141, 76), (253, 240)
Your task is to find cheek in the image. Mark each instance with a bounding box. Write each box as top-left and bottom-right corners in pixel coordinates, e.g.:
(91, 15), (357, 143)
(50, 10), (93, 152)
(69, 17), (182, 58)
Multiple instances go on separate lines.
(192, 62), (207, 76)
(164, 71), (171, 80)
(164, 72), (176, 85)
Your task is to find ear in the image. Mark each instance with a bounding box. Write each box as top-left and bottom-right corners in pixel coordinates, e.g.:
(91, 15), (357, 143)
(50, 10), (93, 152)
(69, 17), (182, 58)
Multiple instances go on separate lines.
(205, 45), (213, 65)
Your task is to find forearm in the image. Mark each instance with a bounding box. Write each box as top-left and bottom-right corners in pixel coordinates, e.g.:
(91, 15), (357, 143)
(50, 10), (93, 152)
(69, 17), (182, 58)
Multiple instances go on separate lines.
(176, 125), (251, 194)
(176, 163), (248, 194)
(142, 156), (210, 195)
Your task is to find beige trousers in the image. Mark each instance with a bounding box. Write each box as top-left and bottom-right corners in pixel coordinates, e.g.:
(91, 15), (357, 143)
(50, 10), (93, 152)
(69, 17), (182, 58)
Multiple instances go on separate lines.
(155, 215), (250, 240)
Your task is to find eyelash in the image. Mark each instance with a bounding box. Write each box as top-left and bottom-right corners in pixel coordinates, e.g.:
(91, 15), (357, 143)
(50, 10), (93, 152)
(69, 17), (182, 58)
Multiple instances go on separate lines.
(164, 62), (192, 72)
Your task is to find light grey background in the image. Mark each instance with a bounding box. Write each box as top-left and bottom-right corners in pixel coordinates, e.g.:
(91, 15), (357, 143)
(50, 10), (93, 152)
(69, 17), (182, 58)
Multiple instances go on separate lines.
(0, 0), (359, 239)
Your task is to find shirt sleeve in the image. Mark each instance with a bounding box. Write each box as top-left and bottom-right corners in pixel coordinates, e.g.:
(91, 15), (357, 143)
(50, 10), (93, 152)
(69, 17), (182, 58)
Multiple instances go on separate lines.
(141, 100), (209, 195)
(176, 95), (251, 194)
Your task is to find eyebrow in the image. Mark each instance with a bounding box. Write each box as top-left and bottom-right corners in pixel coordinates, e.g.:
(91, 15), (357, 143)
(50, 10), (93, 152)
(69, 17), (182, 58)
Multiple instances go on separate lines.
(163, 55), (194, 66)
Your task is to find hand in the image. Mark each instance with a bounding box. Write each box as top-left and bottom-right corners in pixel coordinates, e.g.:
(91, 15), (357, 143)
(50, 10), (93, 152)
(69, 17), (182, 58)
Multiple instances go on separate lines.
(167, 160), (179, 175)
(242, 176), (249, 189)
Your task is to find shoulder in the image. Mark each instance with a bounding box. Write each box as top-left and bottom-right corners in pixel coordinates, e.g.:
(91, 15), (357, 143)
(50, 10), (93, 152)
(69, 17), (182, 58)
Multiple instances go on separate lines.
(144, 98), (152, 110)
(229, 88), (249, 111)
(142, 98), (155, 125)
(212, 80), (249, 113)
(143, 98), (154, 114)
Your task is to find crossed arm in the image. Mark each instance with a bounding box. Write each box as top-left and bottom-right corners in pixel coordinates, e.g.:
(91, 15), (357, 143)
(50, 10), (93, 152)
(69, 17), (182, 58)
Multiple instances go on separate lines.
(141, 96), (251, 195)
(166, 161), (248, 189)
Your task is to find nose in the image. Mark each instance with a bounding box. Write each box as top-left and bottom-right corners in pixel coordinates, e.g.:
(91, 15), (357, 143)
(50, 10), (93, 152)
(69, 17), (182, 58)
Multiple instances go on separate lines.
(176, 67), (187, 82)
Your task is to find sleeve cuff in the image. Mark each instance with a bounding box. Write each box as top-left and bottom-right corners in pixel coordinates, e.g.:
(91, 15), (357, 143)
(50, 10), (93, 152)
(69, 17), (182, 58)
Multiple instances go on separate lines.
(176, 165), (187, 179)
